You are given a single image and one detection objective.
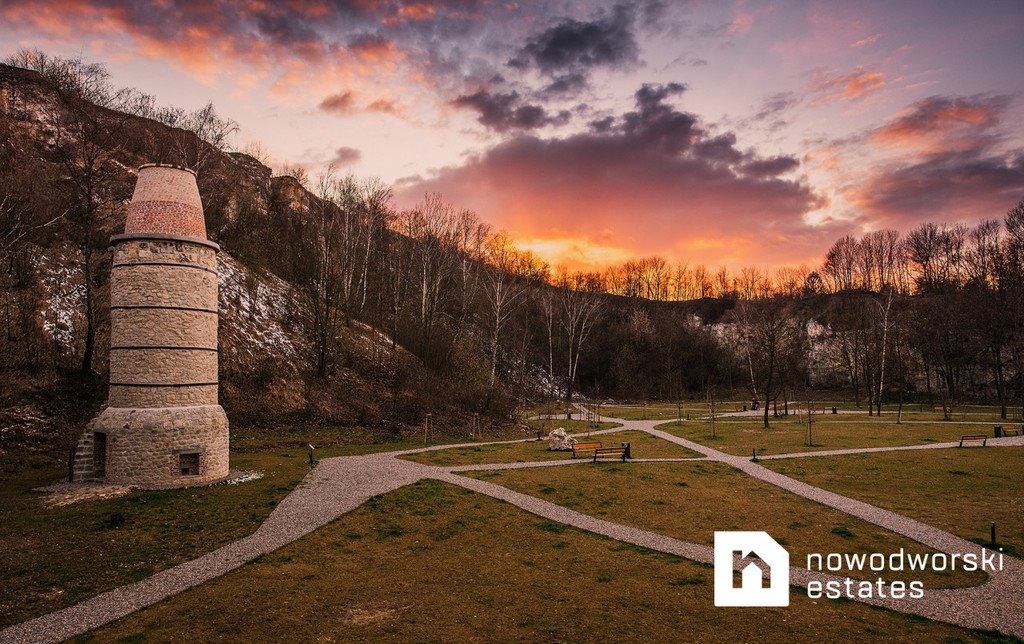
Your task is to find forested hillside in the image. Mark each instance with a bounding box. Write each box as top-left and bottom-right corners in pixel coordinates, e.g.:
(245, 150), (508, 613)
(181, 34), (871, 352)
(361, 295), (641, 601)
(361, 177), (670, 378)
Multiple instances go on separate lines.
(2, 50), (1023, 455)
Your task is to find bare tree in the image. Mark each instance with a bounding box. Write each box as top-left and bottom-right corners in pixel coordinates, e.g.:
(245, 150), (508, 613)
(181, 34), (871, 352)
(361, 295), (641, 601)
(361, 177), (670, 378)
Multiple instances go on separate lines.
(734, 299), (803, 428)
(7, 49), (137, 376)
(874, 288), (895, 416)
(482, 233), (532, 384)
(558, 270), (603, 402)
(290, 167), (345, 377)
(398, 193), (459, 364)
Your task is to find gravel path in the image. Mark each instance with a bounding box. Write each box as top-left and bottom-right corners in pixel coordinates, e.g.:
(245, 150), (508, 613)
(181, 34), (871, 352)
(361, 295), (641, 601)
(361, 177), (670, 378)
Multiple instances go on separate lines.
(758, 435), (1024, 460)
(0, 454), (427, 644)
(429, 469), (1024, 636)
(4, 411), (1022, 642)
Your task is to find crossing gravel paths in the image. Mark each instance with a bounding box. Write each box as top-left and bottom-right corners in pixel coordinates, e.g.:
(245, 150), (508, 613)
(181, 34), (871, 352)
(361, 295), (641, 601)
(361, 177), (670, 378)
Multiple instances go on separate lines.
(3, 411), (1021, 642)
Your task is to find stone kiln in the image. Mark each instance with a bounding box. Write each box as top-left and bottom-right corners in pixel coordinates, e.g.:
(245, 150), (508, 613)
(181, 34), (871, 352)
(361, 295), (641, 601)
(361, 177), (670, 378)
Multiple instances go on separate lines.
(72, 164), (229, 488)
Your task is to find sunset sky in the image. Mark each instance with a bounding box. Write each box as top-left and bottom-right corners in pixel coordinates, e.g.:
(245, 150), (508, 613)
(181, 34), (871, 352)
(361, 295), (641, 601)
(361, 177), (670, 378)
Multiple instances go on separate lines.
(2, 0), (1023, 271)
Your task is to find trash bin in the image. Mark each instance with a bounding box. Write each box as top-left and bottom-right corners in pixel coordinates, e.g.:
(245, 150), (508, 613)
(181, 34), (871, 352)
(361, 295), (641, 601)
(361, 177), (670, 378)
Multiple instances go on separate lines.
(742, 404), (747, 412)
(995, 425), (1002, 438)
(832, 406), (837, 414)
(621, 442), (631, 459)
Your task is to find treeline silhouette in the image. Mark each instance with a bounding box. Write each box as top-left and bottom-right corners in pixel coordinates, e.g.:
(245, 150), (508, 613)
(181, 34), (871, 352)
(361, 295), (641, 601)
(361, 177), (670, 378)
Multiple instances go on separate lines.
(2, 49), (1023, 440)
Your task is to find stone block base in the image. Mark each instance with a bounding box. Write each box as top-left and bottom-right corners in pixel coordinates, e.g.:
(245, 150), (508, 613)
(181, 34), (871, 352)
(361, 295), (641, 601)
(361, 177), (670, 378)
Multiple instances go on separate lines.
(73, 405), (229, 489)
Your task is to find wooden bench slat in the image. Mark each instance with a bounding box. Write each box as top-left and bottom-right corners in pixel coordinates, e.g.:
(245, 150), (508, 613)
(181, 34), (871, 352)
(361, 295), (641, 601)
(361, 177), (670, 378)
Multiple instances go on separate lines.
(959, 434), (987, 447)
(571, 441), (602, 459)
(996, 424), (1021, 437)
(593, 446), (628, 463)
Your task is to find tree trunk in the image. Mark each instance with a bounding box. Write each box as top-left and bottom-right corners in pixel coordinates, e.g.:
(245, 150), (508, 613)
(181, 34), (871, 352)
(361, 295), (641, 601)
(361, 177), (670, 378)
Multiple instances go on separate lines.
(993, 346), (1007, 420)
(80, 250), (95, 378)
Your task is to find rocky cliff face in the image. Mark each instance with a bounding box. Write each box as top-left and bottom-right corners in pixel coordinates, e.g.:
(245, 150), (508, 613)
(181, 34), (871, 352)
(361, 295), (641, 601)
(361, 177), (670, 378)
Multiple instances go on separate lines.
(0, 63), (427, 442)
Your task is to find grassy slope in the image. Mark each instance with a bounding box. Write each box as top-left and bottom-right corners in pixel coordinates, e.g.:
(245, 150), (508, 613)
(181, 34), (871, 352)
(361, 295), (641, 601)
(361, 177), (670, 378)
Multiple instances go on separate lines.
(79, 481), (1005, 643)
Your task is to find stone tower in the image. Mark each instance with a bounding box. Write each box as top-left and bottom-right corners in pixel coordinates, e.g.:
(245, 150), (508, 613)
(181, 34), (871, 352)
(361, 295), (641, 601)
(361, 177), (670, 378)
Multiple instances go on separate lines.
(73, 164), (229, 488)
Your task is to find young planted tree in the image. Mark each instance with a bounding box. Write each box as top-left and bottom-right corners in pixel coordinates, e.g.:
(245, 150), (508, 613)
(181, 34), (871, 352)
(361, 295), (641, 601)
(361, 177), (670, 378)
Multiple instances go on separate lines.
(873, 288), (895, 416)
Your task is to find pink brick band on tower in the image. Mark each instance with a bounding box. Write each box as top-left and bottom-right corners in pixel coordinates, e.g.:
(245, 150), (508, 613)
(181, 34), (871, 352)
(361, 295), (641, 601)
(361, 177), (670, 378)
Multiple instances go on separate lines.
(123, 164), (207, 239)
(124, 201), (207, 238)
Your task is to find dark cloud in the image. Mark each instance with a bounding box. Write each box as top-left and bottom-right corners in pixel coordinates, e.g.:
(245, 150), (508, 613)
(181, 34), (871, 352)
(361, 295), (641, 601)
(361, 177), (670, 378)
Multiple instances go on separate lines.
(752, 91), (799, 122)
(319, 91), (356, 114)
(848, 94), (1024, 225)
(254, 10), (321, 48)
(589, 115), (617, 132)
(620, 82), (695, 153)
(540, 72), (590, 98)
(400, 82), (824, 264)
(508, 4), (639, 75)
(331, 146), (362, 166)
(453, 89), (570, 132)
(742, 156), (800, 178)
(849, 152), (1024, 225)
(693, 133), (745, 164)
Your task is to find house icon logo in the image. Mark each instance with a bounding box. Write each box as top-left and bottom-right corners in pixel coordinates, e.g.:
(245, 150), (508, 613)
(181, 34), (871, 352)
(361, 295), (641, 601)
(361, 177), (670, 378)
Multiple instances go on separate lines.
(714, 531), (790, 607)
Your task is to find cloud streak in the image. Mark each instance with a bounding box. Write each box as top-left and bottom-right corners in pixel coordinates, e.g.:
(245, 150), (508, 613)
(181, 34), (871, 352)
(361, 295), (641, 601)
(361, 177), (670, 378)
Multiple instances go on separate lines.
(843, 94), (1024, 226)
(453, 89), (570, 132)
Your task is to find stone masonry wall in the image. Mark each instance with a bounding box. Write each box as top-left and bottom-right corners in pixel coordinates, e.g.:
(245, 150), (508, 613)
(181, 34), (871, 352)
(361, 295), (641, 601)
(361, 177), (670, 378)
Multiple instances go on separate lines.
(108, 384), (218, 408)
(88, 405), (229, 488)
(108, 238), (219, 411)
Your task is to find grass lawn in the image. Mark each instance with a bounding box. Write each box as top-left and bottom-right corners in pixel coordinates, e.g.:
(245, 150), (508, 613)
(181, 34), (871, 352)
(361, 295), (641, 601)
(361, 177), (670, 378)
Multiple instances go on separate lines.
(525, 418), (622, 434)
(0, 439), (421, 628)
(79, 481), (1005, 643)
(602, 403), (748, 421)
(466, 462), (985, 589)
(657, 419), (990, 456)
(400, 430), (699, 467)
(523, 401), (578, 417)
(764, 447), (1024, 557)
(598, 401), (1021, 423)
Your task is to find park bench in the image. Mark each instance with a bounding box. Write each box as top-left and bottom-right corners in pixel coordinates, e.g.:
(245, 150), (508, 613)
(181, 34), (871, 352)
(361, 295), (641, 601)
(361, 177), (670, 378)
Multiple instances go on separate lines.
(593, 446), (628, 463)
(995, 424), (1021, 437)
(571, 441), (602, 459)
(959, 434), (988, 448)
